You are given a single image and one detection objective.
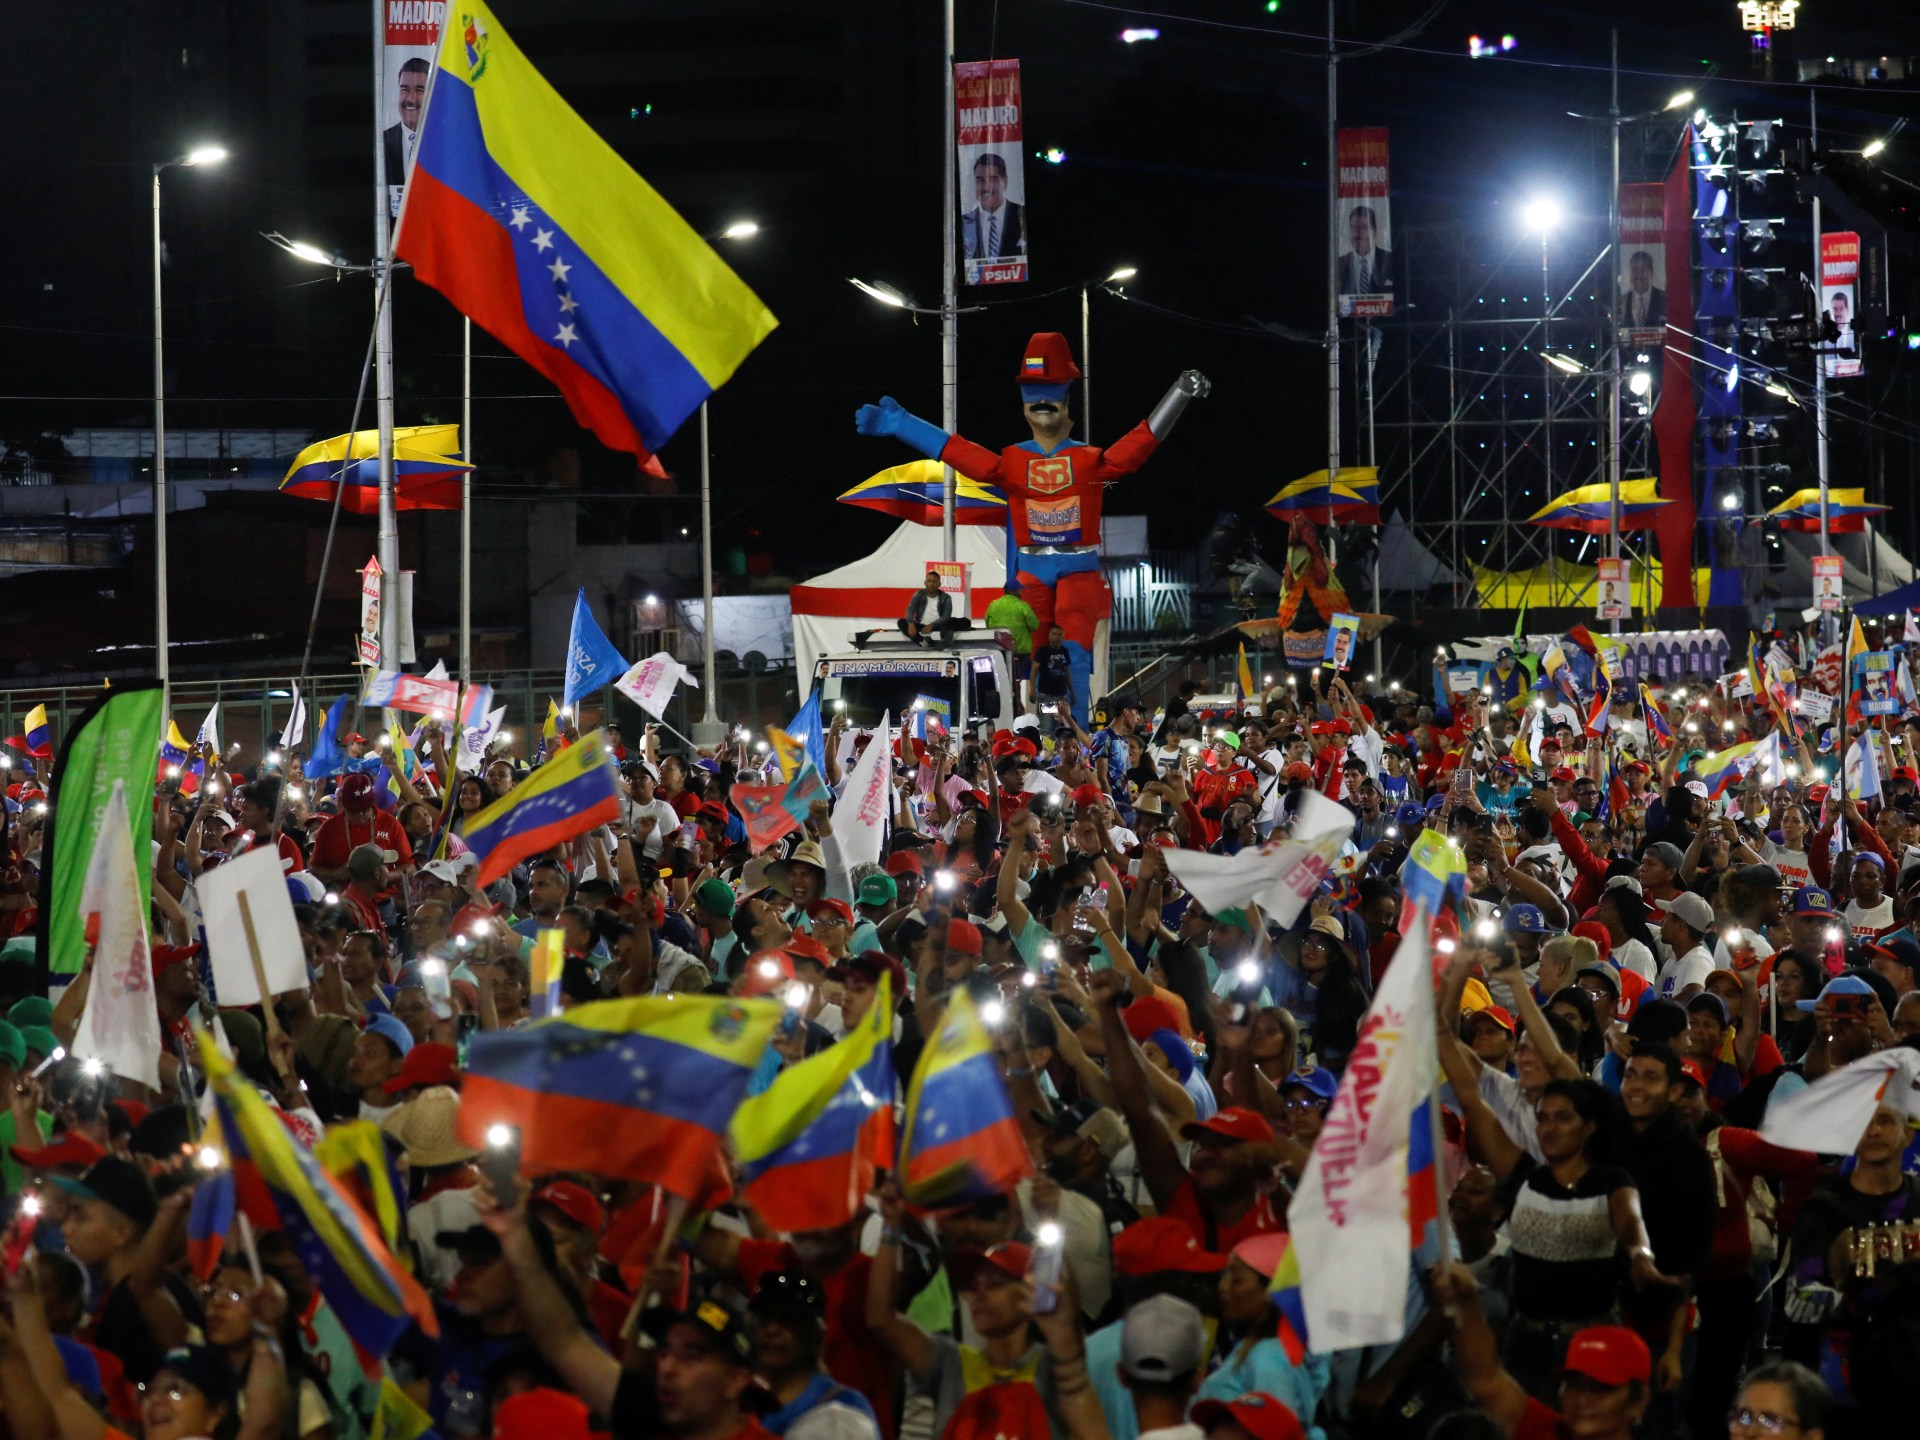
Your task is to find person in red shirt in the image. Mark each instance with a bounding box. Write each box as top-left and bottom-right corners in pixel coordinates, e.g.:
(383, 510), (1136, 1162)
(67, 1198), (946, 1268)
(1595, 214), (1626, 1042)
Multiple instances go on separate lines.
(1437, 1260), (1651, 1440)
(308, 773), (413, 887)
(234, 777), (304, 874)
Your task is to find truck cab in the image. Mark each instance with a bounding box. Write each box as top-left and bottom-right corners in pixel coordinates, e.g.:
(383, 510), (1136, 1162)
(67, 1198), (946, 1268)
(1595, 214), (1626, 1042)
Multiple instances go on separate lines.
(805, 633), (1017, 739)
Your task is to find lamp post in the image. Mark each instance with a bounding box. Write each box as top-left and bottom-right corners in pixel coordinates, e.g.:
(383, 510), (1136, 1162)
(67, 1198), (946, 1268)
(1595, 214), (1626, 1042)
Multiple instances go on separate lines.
(152, 144), (228, 699)
(1081, 266), (1136, 443)
(1519, 195), (1562, 511)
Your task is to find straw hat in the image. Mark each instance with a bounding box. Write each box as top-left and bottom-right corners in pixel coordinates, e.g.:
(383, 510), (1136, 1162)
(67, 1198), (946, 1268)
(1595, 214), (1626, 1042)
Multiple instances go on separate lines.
(380, 1086), (477, 1168)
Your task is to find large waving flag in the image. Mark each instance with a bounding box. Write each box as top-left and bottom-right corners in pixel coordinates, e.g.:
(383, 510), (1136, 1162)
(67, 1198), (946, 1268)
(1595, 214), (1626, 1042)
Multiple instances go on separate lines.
(304, 692), (358, 781)
(838, 461), (1008, 527)
(563, 589), (630, 709)
(461, 728), (622, 886)
(199, 1035), (436, 1355)
(1288, 894), (1440, 1349)
(731, 977), (896, 1232)
(1160, 792), (1357, 926)
(315, 1121), (413, 1274)
(1762, 1047), (1920, 1155)
(1541, 643), (1581, 707)
(899, 990), (1032, 1209)
(783, 692), (830, 780)
(459, 994), (782, 1197)
(1697, 739), (1760, 800)
(396, 2), (777, 467)
(5, 705), (51, 759)
(281, 424), (471, 514)
(1525, 478), (1674, 533)
(1639, 683), (1674, 749)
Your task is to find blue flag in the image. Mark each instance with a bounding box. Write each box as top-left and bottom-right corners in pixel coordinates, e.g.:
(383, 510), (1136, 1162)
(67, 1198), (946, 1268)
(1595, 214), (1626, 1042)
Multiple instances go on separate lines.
(785, 691), (830, 779)
(304, 692), (356, 780)
(563, 589), (630, 709)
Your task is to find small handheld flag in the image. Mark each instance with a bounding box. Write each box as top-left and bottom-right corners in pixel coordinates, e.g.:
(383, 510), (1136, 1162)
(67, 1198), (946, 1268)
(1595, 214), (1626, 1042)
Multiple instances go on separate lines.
(899, 989), (1031, 1209)
(461, 728), (622, 887)
(563, 589), (631, 710)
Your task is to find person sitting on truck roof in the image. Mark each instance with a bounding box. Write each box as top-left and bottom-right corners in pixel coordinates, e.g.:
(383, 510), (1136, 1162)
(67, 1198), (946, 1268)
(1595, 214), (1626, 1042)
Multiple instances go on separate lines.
(900, 571), (955, 647)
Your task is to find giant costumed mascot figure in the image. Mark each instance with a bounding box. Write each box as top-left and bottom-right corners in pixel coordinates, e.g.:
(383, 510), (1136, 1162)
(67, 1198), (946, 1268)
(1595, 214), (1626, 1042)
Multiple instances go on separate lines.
(855, 332), (1208, 721)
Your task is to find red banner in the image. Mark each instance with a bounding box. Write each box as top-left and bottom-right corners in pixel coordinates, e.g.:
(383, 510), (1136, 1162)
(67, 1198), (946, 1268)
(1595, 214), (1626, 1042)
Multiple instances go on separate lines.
(1820, 232), (1862, 379)
(1649, 134), (1697, 609)
(1336, 129), (1393, 318)
(955, 60), (1028, 287)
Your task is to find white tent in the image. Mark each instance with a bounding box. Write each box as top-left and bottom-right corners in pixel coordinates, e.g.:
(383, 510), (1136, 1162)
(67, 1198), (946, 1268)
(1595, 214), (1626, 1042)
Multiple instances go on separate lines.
(792, 521), (1008, 695)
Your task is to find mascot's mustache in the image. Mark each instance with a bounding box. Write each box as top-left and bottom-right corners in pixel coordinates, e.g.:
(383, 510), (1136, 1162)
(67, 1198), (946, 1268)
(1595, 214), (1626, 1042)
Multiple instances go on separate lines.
(1028, 402), (1060, 417)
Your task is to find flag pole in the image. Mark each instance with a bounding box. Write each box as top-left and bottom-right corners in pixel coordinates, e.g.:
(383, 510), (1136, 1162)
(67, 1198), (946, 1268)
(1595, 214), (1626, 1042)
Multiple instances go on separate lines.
(371, 0), (402, 671)
(461, 316), (473, 680)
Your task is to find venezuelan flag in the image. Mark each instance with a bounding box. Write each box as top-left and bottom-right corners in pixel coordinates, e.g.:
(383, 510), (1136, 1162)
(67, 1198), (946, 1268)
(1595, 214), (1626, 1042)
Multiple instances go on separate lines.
(1541, 643), (1581, 708)
(1639, 683), (1673, 748)
(396, 1), (776, 466)
(185, 1104), (235, 1281)
(462, 727), (621, 887)
(1237, 644), (1256, 705)
(540, 697), (560, 756)
(838, 461), (1008, 527)
(1584, 662), (1612, 737)
(1400, 830), (1467, 915)
(459, 994), (783, 1197)
(732, 977), (895, 1233)
(280, 424), (471, 515)
(369, 1376), (437, 1440)
(199, 1036), (435, 1354)
(314, 1121), (412, 1276)
(1697, 739), (1760, 800)
(1761, 486), (1890, 535)
(4, 705), (51, 760)
(1265, 1236), (1312, 1366)
(529, 928), (565, 1018)
(765, 724), (806, 785)
(1526, 478), (1674, 534)
(899, 990), (1031, 1210)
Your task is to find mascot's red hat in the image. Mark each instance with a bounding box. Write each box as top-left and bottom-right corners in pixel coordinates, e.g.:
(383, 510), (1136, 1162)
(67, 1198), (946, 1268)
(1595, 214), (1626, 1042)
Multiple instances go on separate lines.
(1016, 332), (1081, 402)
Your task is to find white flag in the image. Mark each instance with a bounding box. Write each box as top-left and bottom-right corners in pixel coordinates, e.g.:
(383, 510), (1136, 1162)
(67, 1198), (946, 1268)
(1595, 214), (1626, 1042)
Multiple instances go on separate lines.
(829, 714), (892, 875)
(1762, 1047), (1920, 1156)
(1905, 612), (1920, 647)
(196, 702), (221, 756)
(199, 847), (308, 1007)
(1289, 917), (1440, 1349)
(281, 685), (307, 751)
(424, 659), (450, 681)
(1753, 731), (1787, 789)
(615, 651), (699, 719)
(1160, 791), (1355, 927)
(457, 706), (507, 774)
(72, 782), (164, 1091)
(1846, 734), (1882, 801)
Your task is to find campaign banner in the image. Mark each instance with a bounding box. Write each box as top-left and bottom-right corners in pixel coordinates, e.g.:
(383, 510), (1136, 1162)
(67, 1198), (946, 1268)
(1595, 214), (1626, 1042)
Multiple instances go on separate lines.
(1596, 557), (1631, 621)
(362, 669), (460, 719)
(1617, 183), (1667, 348)
(1812, 553), (1844, 612)
(1336, 129), (1393, 319)
(382, 1), (444, 218)
(1820, 232), (1862, 380)
(357, 557), (416, 668)
(1323, 612), (1360, 671)
(955, 60), (1028, 286)
(1796, 690), (1833, 723)
(1854, 651), (1901, 716)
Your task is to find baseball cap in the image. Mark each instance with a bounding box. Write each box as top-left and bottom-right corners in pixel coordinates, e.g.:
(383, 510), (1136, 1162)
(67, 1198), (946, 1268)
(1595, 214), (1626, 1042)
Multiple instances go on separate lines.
(363, 1014), (415, 1059)
(1796, 972), (1878, 1014)
(1575, 962), (1622, 996)
(1870, 934), (1920, 974)
(693, 878), (737, 918)
(1502, 903), (1563, 936)
(1654, 891), (1714, 932)
(1469, 1005), (1517, 1035)
(1677, 1058), (1711, 1090)
(1071, 783), (1105, 809)
(348, 842), (399, 879)
(1179, 1107), (1273, 1146)
(857, 874), (898, 908)
(51, 1157), (156, 1228)
(1561, 1325), (1652, 1388)
(948, 1243), (1033, 1290)
(668, 1297), (755, 1366)
(419, 858), (464, 888)
(739, 950), (795, 997)
(1279, 1068), (1339, 1102)
(945, 919), (983, 956)
(381, 1040), (460, 1094)
(492, 1389), (597, 1440)
(1641, 841), (1686, 874)
(885, 850), (925, 878)
(1604, 874), (1644, 896)
(1685, 991), (1729, 1028)
(1393, 801), (1427, 829)
(845, 950), (908, 996)
(1791, 886), (1838, 918)
(1111, 1217), (1228, 1277)
(1191, 1394), (1306, 1440)
(153, 1345), (239, 1410)
(531, 1180), (606, 1234)
(337, 772), (375, 809)
(808, 897), (855, 925)
(1120, 1294), (1208, 1382)
(749, 1269), (827, 1325)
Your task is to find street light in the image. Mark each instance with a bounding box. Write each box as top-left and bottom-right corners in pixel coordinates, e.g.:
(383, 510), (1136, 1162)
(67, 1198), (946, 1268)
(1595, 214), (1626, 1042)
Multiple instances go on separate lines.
(849, 276), (912, 309)
(1082, 265), (1138, 441)
(1519, 195), (1562, 234)
(153, 143), (228, 697)
(1862, 138), (1887, 159)
(1520, 194), (1560, 502)
(719, 219), (760, 241)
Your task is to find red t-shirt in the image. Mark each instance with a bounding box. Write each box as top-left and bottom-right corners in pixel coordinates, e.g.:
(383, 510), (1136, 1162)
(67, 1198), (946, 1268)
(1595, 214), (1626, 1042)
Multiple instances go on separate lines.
(310, 808), (414, 874)
(1513, 1397), (1574, 1440)
(736, 1239), (895, 1440)
(1161, 1178), (1283, 1254)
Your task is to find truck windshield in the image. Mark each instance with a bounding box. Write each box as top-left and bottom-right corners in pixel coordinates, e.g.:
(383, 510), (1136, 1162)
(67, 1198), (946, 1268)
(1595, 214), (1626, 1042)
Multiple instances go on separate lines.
(813, 657), (963, 733)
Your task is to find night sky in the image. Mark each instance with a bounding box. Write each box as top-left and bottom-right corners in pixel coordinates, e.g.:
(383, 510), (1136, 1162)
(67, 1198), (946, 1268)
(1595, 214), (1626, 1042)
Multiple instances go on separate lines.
(2, 0), (1916, 580)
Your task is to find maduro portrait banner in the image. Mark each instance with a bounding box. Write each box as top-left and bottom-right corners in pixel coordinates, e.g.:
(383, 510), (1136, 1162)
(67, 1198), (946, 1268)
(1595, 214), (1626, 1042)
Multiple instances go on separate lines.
(1618, 183), (1666, 348)
(955, 60), (1028, 286)
(382, 0), (445, 217)
(1821, 232), (1862, 379)
(1336, 129), (1393, 318)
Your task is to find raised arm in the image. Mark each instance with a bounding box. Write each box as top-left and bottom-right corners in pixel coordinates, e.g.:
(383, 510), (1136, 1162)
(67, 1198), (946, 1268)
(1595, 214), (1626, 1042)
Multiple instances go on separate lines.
(866, 1182), (939, 1383)
(480, 1186), (625, 1417)
(1488, 955), (1580, 1082)
(1431, 1263), (1530, 1435)
(1091, 969), (1188, 1211)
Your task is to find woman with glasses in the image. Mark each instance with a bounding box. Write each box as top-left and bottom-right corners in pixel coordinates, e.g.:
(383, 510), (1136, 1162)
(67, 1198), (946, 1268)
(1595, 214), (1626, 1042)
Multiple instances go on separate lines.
(202, 1263), (336, 1438)
(1727, 1359), (1828, 1439)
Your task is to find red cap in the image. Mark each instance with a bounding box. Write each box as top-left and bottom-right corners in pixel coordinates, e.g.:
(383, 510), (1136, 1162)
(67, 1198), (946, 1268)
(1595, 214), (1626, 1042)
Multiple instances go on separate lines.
(696, 800), (730, 824)
(1071, 783), (1105, 809)
(886, 850), (925, 878)
(1282, 762), (1315, 783)
(151, 943), (200, 978)
(1571, 921), (1612, 955)
(10, 1131), (107, 1171)
(1678, 1058), (1711, 1090)
(1561, 1325), (1652, 1387)
(1179, 1107), (1274, 1146)
(1471, 1005), (1516, 1035)
(337, 772), (375, 810)
(783, 934), (835, 969)
(531, 1180), (606, 1234)
(949, 1242), (1033, 1287)
(1807, 783), (1831, 803)
(1122, 995), (1183, 1044)
(1015, 332), (1082, 385)
(1111, 1217), (1227, 1277)
(344, 732), (370, 746)
(1550, 766), (1577, 782)
(846, 950), (908, 995)
(1191, 1395), (1306, 1440)
(1897, 766), (1920, 783)
(944, 919), (982, 956)
(807, 898), (854, 925)
(490, 1388), (597, 1440)
(1624, 759), (1652, 774)
(381, 1041), (460, 1094)
(740, 950), (796, 997)
(108, 1098), (150, 1128)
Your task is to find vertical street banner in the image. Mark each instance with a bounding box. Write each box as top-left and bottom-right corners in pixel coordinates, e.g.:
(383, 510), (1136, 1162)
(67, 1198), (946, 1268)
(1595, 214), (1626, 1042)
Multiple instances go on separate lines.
(1617, 183), (1667, 349)
(1820, 232), (1862, 379)
(1336, 129), (1393, 318)
(382, 1), (445, 218)
(1812, 553), (1844, 611)
(357, 557), (418, 668)
(955, 60), (1028, 286)
(1597, 557), (1631, 621)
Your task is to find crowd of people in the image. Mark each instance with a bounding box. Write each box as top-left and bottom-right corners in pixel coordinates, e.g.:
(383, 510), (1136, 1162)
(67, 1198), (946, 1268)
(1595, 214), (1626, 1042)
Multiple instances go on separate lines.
(4, 625), (1919, 1440)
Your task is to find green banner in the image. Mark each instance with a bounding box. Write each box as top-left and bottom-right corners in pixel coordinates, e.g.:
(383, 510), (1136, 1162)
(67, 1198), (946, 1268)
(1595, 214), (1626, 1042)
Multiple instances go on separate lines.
(37, 683), (165, 983)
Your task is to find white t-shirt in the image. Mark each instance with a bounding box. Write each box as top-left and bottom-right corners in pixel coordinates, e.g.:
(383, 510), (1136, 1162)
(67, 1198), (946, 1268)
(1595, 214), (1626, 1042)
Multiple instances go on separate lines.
(1845, 896), (1896, 940)
(1712, 928), (1775, 972)
(1763, 841), (1812, 893)
(624, 797), (682, 857)
(1612, 938), (1658, 984)
(1656, 943), (1714, 999)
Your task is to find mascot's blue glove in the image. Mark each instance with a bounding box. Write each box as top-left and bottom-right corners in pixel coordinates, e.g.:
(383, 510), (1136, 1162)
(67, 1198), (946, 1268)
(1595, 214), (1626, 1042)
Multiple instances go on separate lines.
(854, 396), (951, 461)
